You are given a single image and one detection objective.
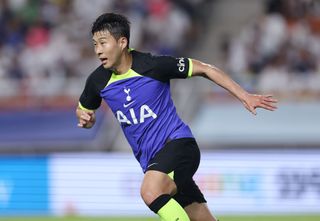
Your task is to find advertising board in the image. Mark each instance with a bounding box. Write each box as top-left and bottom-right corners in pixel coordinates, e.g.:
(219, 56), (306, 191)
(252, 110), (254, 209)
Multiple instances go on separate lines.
(0, 156), (49, 215)
(50, 151), (320, 215)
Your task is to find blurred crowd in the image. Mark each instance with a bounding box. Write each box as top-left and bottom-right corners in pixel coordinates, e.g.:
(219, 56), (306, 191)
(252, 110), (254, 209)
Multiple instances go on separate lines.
(0, 0), (210, 108)
(225, 0), (320, 100)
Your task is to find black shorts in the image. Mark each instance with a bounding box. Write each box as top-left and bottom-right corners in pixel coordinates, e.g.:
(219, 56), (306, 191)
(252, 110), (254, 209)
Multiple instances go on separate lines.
(146, 138), (207, 208)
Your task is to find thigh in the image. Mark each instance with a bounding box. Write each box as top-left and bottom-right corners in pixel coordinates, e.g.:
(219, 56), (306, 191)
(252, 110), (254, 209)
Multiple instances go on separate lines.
(146, 138), (200, 181)
(140, 170), (177, 205)
(146, 138), (206, 207)
(184, 202), (217, 221)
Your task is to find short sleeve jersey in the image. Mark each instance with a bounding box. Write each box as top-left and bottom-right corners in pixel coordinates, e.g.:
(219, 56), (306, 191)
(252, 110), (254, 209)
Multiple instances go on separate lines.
(79, 50), (194, 172)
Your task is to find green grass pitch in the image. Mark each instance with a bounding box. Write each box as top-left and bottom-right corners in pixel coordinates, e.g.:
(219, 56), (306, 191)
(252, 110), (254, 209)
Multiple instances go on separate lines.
(1, 215), (320, 221)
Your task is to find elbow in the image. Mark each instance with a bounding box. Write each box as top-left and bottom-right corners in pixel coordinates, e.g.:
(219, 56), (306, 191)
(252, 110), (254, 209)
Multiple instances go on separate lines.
(197, 67), (211, 79)
(200, 71), (210, 79)
(192, 59), (212, 78)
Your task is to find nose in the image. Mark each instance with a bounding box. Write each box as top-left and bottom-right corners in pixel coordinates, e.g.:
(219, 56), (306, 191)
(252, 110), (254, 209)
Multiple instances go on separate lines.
(94, 44), (103, 56)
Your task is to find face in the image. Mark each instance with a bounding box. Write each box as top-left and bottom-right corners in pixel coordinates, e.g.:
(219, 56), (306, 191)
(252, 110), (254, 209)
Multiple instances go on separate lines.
(92, 30), (127, 69)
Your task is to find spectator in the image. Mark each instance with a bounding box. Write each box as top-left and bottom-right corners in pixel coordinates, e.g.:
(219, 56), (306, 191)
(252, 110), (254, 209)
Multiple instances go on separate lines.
(0, 0), (206, 108)
(225, 0), (320, 99)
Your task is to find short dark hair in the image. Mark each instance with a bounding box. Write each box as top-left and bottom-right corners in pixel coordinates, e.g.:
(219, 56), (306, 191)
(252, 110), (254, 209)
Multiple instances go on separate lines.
(91, 13), (130, 47)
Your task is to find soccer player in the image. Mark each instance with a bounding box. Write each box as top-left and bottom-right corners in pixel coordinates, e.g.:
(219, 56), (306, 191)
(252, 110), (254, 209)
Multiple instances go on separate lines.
(76, 13), (277, 221)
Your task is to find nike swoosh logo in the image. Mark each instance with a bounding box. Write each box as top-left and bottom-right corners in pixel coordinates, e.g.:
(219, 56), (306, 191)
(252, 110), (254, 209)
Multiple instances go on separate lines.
(123, 100), (135, 108)
(147, 162), (158, 168)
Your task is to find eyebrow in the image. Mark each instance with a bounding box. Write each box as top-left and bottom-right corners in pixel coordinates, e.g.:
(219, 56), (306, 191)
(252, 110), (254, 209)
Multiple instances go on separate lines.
(93, 37), (108, 42)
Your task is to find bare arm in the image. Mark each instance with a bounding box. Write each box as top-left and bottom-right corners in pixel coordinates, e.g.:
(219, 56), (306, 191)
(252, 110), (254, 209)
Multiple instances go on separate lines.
(191, 59), (277, 115)
(76, 106), (96, 129)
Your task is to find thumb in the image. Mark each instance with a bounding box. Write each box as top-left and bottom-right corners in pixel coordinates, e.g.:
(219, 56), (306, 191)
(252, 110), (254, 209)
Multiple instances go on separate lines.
(244, 102), (256, 115)
(250, 106), (257, 115)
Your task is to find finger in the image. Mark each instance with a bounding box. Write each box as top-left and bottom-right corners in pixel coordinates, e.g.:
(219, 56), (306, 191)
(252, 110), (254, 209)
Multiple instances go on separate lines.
(264, 97), (278, 103)
(77, 120), (86, 127)
(79, 118), (88, 126)
(263, 94), (276, 98)
(263, 95), (278, 103)
(86, 111), (94, 116)
(261, 100), (278, 109)
(80, 113), (91, 121)
(87, 113), (95, 122)
(258, 103), (276, 111)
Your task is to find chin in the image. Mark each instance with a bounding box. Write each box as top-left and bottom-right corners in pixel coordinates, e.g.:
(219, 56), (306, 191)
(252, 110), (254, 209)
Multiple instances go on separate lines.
(103, 63), (112, 69)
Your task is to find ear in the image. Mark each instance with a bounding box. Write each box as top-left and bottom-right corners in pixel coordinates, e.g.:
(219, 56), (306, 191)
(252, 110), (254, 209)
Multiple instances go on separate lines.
(119, 37), (128, 50)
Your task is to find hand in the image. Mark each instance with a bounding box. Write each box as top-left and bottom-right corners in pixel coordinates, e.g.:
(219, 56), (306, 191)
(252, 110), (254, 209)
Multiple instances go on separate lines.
(242, 94), (278, 115)
(76, 108), (96, 128)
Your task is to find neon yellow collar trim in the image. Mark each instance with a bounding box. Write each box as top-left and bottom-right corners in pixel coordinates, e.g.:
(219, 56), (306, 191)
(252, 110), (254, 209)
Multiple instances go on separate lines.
(106, 69), (141, 87)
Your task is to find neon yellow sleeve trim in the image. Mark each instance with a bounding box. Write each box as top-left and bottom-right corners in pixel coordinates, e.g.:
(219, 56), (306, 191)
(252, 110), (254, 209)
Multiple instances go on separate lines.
(168, 171), (174, 180)
(187, 58), (193, 78)
(78, 102), (95, 111)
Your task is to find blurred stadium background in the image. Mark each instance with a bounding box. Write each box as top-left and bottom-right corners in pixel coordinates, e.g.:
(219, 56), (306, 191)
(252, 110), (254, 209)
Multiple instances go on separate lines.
(0, 0), (320, 220)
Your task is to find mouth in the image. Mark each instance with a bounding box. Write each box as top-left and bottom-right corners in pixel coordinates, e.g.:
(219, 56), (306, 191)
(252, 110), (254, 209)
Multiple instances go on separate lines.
(99, 58), (108, 65)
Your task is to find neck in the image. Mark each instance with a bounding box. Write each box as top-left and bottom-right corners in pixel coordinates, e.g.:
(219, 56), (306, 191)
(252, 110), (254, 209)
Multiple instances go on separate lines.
(114, 49), (132, 74)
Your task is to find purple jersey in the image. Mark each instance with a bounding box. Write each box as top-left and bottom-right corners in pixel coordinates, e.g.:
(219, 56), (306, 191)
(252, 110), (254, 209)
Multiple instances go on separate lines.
(79, 50), (194, 171)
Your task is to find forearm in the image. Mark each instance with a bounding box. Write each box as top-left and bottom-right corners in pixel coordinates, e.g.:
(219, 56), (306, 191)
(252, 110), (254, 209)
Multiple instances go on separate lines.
(192, 59), (248, 102)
